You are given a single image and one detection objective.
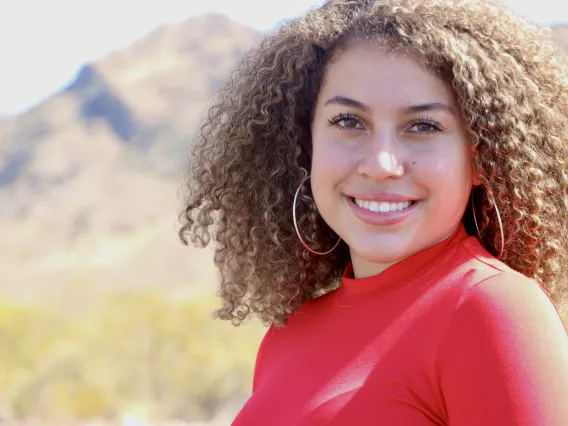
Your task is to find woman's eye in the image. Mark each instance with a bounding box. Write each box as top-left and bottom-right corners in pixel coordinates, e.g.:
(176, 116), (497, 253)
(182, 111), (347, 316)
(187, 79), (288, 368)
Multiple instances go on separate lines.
(410, 123), (436, 132)
(328, 114), (364, 130)
(408, 118), (444, 134)
(339, 118), (361, 129)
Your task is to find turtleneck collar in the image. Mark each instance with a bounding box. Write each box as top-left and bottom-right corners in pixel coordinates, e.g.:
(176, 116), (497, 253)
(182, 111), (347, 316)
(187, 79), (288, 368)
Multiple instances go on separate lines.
(336, 224), (469, 307)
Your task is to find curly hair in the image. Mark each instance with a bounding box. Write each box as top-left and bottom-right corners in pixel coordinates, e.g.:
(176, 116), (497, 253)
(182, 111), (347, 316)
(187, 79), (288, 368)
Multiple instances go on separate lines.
(179, 0), (568, 327)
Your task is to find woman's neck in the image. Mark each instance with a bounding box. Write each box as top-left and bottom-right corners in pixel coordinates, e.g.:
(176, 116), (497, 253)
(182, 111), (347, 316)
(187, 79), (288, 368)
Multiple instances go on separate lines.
(349, 225), (462, 279)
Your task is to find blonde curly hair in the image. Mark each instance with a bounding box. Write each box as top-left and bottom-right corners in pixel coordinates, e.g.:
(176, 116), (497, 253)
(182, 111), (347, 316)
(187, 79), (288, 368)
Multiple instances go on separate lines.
(179, 0), (568, 327)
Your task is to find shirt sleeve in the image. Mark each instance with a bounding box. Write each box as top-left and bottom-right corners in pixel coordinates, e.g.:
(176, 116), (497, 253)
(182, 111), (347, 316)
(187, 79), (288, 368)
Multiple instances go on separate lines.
(436, 272), (568, 426)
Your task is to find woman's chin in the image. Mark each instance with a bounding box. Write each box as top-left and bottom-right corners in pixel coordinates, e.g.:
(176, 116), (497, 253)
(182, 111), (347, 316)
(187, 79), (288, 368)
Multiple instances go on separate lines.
(348, 244), (411, 272)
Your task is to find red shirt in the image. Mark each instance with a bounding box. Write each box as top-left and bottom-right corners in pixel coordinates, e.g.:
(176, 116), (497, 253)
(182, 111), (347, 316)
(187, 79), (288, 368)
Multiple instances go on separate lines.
(232, 225), (568, 425)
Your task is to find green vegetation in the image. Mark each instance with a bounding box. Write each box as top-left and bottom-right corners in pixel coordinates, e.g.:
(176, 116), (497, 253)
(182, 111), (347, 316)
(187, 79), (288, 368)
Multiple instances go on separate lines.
(1, 292), (566, 423)
(0, 293), (265, 422)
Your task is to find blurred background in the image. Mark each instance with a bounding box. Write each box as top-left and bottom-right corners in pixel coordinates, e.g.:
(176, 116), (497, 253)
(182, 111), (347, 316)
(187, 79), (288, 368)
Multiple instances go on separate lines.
(0, 0), (567, 425)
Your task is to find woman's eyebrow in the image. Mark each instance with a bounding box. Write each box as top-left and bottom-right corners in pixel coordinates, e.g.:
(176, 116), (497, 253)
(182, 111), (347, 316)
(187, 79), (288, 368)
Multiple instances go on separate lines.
(401, 102), (456, 116)
(324, 96), (371, 112)
(324, 96), (456, 116)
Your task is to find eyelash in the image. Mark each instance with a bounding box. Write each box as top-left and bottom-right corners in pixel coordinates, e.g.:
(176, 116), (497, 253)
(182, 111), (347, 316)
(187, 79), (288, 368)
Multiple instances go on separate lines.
(327, 112), (361, 130)
(408, 116), (446, 133)
(327, 113), (446, 133)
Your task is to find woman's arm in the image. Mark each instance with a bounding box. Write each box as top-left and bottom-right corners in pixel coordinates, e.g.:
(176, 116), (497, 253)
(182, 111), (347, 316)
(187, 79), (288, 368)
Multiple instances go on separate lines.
(437, 272), (568, 425)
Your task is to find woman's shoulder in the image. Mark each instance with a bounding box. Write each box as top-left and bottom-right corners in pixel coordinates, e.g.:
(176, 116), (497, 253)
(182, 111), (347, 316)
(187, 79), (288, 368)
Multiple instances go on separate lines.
(436, 251), (568, 425)
(452, 236), (558, 316)
(457, 236), (550, 305)
(443, 238), (566, 347)
(425, 234), (567, 338)
(460, 268), (559, 322)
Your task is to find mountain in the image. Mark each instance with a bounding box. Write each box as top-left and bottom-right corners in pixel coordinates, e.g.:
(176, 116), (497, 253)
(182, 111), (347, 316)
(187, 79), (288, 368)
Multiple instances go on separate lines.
(0, 19), (566, 310)
(552, 25), (568, 53)
(0, 14), (260, 309)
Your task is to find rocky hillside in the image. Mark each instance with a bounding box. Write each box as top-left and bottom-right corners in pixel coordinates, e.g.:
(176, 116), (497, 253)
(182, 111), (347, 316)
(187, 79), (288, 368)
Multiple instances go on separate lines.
(0, 14), (259, 309)
(552, 24), (568, 52)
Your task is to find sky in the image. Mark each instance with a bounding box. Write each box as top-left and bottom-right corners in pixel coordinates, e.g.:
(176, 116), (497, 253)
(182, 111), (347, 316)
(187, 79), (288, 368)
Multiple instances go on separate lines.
(0, 0), (567, 116)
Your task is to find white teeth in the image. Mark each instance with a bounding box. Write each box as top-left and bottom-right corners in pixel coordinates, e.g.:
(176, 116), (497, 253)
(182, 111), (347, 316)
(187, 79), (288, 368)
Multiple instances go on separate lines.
(354, 199), (413, 213)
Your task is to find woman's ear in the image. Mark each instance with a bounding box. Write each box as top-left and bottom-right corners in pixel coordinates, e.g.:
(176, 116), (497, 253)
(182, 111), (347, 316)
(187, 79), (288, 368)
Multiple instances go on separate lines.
(469, 146), (482, 187)
(472, 174), (481, 187)
(470, 156), (482, 187)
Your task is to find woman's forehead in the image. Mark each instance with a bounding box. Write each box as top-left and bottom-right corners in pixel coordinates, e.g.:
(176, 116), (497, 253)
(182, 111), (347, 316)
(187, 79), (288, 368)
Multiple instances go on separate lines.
(319, 42), (455, 109)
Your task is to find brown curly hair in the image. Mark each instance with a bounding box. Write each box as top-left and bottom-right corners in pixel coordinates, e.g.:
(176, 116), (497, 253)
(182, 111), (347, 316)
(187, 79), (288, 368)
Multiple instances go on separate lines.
(179, 0), (568, 327)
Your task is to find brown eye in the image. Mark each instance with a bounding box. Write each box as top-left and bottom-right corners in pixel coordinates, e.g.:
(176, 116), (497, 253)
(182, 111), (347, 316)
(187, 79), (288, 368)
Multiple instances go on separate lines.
(411, 123), (437, 132)
(328, 113), (364, 131)
(339, 117), (362, 129)
(407, 117), (445, 134)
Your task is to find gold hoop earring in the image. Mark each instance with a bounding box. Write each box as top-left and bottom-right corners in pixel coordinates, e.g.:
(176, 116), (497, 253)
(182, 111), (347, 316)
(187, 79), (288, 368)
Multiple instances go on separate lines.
(471, 191), (504, 259)
(292, 175), (341, 255)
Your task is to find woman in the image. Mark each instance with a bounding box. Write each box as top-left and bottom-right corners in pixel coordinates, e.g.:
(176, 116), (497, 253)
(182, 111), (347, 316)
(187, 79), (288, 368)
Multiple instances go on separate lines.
(179, 0), (568, 424)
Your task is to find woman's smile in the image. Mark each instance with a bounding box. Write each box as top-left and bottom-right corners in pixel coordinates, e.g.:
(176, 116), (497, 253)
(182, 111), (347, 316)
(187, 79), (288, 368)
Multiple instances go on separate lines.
(346, 195), (421, 227)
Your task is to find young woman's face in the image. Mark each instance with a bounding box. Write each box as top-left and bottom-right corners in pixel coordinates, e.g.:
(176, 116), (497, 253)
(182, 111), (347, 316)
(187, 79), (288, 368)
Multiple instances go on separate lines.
(310, 42), (476, 278)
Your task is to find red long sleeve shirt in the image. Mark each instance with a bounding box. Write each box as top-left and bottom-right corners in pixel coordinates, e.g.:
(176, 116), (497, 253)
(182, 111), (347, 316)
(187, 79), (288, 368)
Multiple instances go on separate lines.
(232, 225), (568, 425)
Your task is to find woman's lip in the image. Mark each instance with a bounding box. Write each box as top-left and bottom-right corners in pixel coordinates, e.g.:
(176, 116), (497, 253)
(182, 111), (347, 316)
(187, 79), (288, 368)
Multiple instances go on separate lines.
(346, 196), (420, 226)
(346, 193), (419, 203)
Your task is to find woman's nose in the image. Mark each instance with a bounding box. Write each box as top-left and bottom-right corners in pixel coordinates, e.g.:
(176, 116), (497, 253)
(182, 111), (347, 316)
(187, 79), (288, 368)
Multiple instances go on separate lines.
(357, 130), (405, 180)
